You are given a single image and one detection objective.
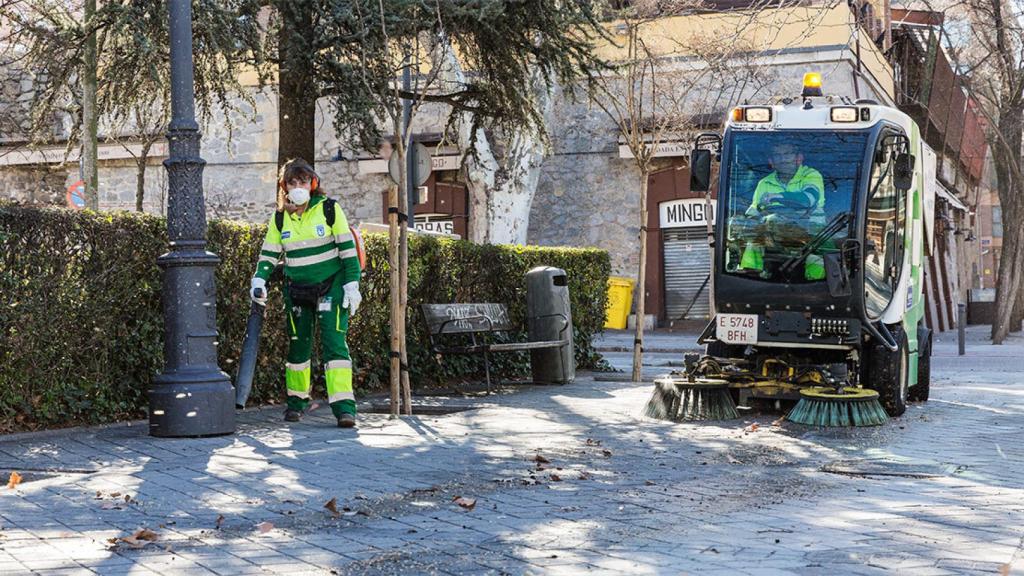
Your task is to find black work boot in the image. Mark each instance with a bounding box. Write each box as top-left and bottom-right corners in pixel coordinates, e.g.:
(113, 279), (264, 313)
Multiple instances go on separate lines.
(284, 408), (303, 422)
(336, 413), (356, 428)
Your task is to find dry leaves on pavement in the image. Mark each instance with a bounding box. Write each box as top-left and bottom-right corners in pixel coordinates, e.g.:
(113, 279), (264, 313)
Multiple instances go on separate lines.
(452, 496), (476, 511)
(108, 528), (159, 549)
(324, 497), (341, 518)
(7, 472), (21, 489)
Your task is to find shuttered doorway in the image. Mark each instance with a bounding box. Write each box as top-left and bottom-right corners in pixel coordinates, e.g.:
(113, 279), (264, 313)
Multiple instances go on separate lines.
(663, 227), (711, 321)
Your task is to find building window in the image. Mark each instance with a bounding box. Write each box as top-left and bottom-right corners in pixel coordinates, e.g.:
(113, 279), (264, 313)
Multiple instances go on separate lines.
(992, 205), (1003, 237)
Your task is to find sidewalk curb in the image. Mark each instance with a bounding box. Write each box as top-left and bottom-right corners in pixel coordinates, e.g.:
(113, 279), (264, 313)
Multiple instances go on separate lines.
(596, 346), (701, 354)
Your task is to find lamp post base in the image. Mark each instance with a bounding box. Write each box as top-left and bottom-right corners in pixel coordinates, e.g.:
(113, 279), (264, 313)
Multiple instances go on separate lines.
(149, 371), (235, 437)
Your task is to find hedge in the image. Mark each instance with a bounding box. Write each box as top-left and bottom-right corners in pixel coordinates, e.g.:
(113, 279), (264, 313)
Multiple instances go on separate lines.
(0, 204), (611, 432)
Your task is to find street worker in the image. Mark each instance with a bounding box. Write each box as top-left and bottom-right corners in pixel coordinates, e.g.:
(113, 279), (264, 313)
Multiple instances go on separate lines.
(738, 143), (826, 280)
(249, 158), (362, 428)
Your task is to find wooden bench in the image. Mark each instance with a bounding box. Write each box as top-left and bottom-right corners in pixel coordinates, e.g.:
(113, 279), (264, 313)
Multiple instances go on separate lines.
(421, 303), (571, 393)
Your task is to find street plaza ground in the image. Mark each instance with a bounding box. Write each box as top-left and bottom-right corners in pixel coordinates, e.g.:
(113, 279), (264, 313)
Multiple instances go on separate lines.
(0, 325), (1022, 575)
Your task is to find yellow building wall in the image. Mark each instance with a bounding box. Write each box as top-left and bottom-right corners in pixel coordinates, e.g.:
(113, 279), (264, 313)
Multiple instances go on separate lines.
(595, 3), (894, 100)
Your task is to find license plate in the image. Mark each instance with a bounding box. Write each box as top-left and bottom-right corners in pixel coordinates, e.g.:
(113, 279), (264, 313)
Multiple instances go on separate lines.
(716, 314), (758, 345)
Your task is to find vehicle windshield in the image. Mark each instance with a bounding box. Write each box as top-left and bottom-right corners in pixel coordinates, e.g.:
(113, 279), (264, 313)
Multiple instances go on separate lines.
(721, 130), (869, 283)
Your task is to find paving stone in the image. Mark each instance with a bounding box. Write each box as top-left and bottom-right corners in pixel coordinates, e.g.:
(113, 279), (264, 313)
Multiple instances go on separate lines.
(0, 325), (1020, 575)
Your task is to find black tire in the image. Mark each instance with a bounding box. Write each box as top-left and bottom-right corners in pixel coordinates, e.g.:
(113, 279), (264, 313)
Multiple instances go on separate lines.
(909, 328), (931, 402)
(863, 325), (909, 417)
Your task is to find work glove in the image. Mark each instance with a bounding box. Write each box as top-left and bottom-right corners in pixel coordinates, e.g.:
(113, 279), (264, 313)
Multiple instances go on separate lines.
(250, 277), (267, 306)
(342, 281), (362, 316)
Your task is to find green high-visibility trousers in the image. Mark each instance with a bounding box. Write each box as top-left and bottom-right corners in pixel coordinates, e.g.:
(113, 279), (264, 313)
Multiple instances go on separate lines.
(284, 272), (355, 417)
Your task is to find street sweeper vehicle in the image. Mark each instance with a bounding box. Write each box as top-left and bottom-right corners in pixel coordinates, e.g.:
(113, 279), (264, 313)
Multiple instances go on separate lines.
(646, 73), (936, 427)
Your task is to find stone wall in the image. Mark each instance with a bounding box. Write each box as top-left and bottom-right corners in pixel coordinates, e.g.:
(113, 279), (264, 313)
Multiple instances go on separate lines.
(0, 51), (890, 283)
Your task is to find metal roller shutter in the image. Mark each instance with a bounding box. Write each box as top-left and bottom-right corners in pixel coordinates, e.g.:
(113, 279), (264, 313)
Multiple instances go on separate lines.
(663, 227), (712, 321)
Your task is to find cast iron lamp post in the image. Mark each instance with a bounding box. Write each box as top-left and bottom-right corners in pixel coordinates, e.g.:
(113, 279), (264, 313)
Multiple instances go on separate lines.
(148, 0), (235, 437)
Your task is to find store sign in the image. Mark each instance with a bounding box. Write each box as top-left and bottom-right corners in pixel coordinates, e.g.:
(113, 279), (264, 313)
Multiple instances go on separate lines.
(618, 141), (689, 159)
(660, 198), (715, 228)
(431, 155), (460, 171)
(0, 141), (168, 166)
(415, 217), (454, 235)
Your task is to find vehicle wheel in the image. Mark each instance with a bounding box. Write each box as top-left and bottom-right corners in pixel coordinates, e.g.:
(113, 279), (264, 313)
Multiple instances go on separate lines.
(864, 325), (908, 417)
(909, 328), (931, 402)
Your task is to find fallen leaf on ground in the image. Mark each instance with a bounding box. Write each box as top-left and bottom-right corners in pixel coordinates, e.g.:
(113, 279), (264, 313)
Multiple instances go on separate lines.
(550, 474), (562, 482)
(644, 480), (656, 486)
(124, 495), (132, 503)
(324, 498), (341, 518)
(602, 449), (613, 458)
(110, 492), (121, 498)
(113, 528), (159, 549)
(452, 496), (476, 511)
(745, 424), (760, 432)
(770, 417), (785, 427)
(255, 522), (274, 533)
(533, 454), (550, 464)
(7, 472), (21, 489)
(586, 438), (602, 446)
(215, 515), (225, 529)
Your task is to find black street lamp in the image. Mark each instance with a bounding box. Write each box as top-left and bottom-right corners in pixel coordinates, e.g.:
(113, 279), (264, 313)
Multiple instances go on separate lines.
(148, 0), (235, 437)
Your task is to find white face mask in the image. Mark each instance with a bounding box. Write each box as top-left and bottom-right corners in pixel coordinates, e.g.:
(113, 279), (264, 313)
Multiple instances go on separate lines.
(288, 187), (310, 205)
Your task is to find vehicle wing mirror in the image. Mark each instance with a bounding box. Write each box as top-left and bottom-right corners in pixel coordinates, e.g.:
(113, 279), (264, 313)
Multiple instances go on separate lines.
(690, 148), (713, 192)
(894, 153), (915, 190)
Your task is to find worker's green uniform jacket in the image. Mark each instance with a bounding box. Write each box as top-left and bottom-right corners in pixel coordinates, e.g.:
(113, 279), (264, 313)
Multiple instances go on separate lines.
(254, 195), (361, 417)
(740, 165), (827, 280)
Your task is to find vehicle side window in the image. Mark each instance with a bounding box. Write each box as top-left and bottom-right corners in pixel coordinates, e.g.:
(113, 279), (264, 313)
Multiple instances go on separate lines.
(864, 130), (904, 317)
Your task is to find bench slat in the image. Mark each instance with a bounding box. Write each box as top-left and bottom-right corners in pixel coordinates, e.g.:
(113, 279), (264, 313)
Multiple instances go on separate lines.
(488, 339), (569, 352)
(422, 303), (514, 334)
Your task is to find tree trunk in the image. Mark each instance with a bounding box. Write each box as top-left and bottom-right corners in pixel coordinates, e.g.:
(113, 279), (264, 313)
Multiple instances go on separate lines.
(276, 2), (316, 165)
(991, 104), (1024, 343)
(992, 219), (1024, 343)
(459, 70), (552, 244)
(1011, 284), (1024, 332)
(135, 139), (154, 212)
(82, 0), (98, 210)
(631, 172), (649, 383)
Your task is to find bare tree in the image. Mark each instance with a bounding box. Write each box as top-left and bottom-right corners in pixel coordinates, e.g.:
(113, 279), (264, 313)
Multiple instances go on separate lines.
(590, 0), (838, 381)
(934, 0), (1024, 342)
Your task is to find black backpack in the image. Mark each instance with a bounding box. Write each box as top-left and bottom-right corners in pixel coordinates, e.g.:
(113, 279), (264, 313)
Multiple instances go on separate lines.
(275, 197), (336, 232)
(275, 198), (365, 272)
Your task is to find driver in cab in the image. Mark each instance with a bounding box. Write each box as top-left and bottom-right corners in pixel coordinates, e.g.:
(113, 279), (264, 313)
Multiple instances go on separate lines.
(738, 143), (826, 280)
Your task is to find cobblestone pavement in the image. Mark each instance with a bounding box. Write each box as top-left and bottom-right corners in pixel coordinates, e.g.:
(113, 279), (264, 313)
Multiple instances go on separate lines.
(1, 325), (1022, 575)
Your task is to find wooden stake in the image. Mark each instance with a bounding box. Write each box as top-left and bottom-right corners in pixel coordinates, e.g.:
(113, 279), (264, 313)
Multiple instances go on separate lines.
(388, 180), (401, 417)
(399, 179), (413, 416)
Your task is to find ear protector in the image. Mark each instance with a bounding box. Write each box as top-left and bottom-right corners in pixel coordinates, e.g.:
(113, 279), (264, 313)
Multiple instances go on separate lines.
(279, 164), (319, 194)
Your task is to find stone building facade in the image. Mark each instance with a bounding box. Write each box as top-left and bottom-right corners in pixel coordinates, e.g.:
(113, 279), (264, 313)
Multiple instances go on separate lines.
(1, 2), (991, 329)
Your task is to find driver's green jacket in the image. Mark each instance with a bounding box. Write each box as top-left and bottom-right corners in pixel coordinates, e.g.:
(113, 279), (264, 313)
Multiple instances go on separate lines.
(744, 165), (825, 217)
(740, 165), (826, 279)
